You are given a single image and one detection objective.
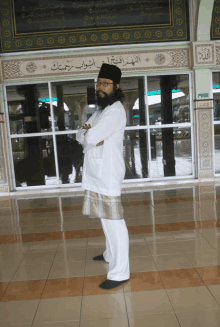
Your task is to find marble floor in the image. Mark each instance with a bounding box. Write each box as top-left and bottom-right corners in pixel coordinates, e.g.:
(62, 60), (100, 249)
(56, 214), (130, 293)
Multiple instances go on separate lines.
(1, 183), (220, 326)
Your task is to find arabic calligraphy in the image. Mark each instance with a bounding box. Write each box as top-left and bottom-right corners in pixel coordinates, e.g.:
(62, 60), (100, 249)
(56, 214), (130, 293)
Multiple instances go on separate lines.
(51, 60), (75, 72)
(40, 24), (65, 30)
(22, 4), (64, 11)
(84, 14), (117, 20)
(72, 0), (163, 7)
(26, 17), (65, 24)
(126, 4), (164, 11)
(50, 55), (142, 72)
(14, 0), (171, 35)
(198, 48), (212, 61)
(20, 5), (65, 29)
(84, 21), (117, 27)
(72, 1), (116, 8)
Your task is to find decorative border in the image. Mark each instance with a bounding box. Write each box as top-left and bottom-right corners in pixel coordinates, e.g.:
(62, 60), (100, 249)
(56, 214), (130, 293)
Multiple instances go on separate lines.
(197, 110), (214, 172)
(0, 0), (189, 53)
(1, 47), (190, 81)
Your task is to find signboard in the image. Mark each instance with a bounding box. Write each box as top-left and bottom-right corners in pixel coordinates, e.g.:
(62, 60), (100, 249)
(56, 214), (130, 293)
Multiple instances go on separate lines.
(0, 0), (189, 53)
(198, 93), (209, 98)
(13, 0), (171, 34)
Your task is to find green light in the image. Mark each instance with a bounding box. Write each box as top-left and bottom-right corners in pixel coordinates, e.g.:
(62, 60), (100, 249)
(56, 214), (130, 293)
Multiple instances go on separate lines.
(213, 85), (220, 89)
(148, 89), (181, 96)
(38, 97), (57, 102)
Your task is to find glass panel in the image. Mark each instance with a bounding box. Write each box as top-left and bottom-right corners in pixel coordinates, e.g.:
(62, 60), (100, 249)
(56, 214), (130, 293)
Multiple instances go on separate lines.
(56, 129), (149, 184)
(214, 125), (220, 174)
(56, 134), (84, 184)
(120, 77), (146, 127)
(6, 84), (52, 135)
(150, 127), (192, 178)
(12, 136), (56, 187)
(51, 80), (95, 131)
(124, 129), (149, 180)
(147, 74), (190, 125)
(213, 72), (220, 121)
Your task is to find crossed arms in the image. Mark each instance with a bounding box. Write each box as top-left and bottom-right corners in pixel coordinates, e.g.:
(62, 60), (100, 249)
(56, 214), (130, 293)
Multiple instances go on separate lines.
(82, 123), (104, 146)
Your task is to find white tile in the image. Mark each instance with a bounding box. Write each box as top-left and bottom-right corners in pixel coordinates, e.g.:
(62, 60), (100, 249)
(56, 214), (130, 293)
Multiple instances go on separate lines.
(33, 297), (82, 323)
(0, 299), (40, 325)
(166, 286), (219, 313)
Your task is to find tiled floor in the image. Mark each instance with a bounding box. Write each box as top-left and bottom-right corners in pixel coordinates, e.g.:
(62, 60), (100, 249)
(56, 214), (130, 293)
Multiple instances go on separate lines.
(1, 183), (220, 326)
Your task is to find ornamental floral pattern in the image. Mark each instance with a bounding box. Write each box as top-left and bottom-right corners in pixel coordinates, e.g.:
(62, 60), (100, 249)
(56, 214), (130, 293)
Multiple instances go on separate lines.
(198, 110), (213, 171)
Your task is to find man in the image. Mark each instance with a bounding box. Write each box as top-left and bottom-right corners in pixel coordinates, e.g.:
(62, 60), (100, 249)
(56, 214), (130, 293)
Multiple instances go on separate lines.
(76, 63), (129, 290)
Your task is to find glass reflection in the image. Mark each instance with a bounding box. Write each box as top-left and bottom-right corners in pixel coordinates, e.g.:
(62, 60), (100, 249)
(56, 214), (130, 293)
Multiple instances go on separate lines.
(213, 72), (220, 121)
(148, 74), (190, 125)
(51, 80), (96, 131)
(6, 84), (52, 134)
(150, 127), (192, 178)
(12, 136), (56, 187)
(120, 77), (146, 127)
(124, 129), (149, 179)
(56, 134), (84, 184)
(214, 125), (220, 174)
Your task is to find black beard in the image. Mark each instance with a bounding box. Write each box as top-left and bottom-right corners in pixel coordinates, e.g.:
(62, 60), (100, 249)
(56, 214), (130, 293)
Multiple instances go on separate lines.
(96, 90), (115, 110)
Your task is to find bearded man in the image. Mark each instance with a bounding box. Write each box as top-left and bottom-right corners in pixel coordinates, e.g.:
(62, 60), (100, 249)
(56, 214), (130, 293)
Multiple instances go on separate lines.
(76, 63), (130, 290)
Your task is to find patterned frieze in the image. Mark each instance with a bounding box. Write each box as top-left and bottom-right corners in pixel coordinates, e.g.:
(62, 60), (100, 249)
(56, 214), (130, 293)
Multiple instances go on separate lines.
(1, 47), (190, 81)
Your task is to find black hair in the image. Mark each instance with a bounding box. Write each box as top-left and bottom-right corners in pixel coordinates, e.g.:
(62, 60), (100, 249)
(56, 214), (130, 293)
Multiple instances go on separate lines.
(112, 82), (124, 104)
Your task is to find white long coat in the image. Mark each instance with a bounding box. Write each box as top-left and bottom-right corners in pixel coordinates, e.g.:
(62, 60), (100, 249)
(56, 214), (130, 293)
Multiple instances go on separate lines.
(76, 101), (126, 196)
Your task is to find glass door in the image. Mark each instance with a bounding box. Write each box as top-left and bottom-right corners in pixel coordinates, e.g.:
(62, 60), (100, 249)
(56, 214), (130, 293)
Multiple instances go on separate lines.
(5, 79), (96, 189)
(120, 76), (149, 181)
(4, 72), (194, 190)
(212, 72), (220, 175)
(147, 73), (194, 179)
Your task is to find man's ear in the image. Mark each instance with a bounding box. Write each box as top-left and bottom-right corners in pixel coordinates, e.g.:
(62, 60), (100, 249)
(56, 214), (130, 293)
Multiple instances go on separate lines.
(116, 84), (119, 90)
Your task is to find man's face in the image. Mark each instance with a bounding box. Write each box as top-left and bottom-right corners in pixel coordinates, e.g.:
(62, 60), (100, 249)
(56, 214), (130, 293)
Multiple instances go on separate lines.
(96, 78), (116, 98)
(95, 78), (119, 110)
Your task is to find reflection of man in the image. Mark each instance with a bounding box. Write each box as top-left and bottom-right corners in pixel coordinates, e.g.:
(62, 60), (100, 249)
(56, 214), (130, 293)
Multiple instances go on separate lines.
(76, 63), (130, 290)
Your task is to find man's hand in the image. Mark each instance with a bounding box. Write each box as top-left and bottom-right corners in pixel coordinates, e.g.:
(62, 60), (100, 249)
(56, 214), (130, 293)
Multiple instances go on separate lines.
(82, 124), (91, 135)
(82, 124), (104, 146)
(96, 140), (104, 146)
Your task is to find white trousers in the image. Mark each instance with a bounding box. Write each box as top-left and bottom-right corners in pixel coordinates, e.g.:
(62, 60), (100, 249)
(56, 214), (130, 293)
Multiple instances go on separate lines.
(100, 218), (130, 281)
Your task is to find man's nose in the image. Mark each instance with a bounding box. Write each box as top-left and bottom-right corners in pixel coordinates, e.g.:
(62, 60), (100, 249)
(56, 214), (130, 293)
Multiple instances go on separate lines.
(96, 83), (104, 90)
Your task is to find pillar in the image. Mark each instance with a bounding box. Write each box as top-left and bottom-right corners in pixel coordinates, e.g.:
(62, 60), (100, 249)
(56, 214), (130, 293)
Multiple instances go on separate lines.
(193, 0), (215, 180)
(0, 113), (10, 193)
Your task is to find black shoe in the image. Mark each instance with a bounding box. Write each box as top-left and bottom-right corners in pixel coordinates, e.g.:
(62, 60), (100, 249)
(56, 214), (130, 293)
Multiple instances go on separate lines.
(93, 254), (105, 261)
(99, 279), (130, 290)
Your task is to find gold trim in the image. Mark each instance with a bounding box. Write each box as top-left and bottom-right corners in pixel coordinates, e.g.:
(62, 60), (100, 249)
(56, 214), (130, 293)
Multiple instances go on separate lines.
(4, 34), (189, 52)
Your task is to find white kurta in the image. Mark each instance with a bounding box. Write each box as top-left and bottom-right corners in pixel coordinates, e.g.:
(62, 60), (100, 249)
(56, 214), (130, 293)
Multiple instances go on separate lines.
(76, 101), (126, 196)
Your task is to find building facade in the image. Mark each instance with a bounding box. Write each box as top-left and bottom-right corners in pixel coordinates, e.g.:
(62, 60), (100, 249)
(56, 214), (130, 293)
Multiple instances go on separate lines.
(0, 0), (219, 195)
